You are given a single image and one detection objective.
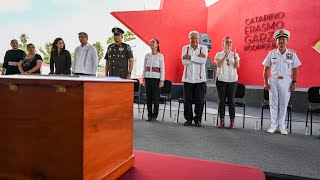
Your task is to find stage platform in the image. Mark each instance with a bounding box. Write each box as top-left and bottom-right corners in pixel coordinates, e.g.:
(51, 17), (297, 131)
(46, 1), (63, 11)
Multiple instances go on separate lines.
(119, 150), (265, 180)
(133, 102), (320, 179)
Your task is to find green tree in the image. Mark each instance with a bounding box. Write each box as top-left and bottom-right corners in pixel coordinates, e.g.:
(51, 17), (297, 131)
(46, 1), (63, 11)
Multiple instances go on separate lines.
(19, 33), (29, 52)
(106, 31), (137, 45)
(39, 42), (52, 64)
(92, 42), (104, 64)
(70, 51), (75, 63)
(123, 31), (136, 42)
(314, 41), (320, 52)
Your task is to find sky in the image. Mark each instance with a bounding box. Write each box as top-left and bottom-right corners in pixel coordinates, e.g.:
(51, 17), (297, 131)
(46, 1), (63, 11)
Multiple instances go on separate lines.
(0, 0), (218, 75)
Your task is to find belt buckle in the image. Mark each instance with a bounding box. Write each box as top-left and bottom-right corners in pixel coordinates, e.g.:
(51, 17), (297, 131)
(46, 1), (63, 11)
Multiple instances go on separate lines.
(278, 76), (284, 79)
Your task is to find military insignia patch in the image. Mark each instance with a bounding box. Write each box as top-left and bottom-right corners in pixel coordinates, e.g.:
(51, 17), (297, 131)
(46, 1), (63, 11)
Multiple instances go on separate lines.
(119, 47), (124, 52)
(286, 53), (293, 60)
(279, 30), (284, 35)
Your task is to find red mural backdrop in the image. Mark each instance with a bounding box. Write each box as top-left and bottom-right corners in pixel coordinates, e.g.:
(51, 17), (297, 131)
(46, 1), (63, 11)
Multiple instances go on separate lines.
(112, 0), (320, 87)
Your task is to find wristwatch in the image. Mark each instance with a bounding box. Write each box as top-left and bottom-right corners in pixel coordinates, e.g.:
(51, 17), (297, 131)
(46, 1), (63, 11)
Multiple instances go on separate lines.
(27, 71), (31, 74)
(291, 80), (296, 85)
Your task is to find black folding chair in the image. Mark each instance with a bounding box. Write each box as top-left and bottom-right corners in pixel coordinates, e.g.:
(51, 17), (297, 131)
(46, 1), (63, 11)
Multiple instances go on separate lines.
(216, 83), (246, 128)
(133, 79), (141, 113)
(142, 80), (172, 121)
(306, 86), (320, 135)
(260, 89), (292, 133)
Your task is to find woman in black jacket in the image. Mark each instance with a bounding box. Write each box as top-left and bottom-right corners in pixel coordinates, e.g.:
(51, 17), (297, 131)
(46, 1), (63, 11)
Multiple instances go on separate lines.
(49, 38), (71, 75)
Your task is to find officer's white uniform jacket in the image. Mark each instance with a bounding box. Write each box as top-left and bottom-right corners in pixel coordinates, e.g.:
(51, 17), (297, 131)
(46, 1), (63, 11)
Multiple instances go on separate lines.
(72, 43), (98, 76)
(262, 48), (301, 77)
(262, 48), (301, 129)
(181, 44), (208, 83)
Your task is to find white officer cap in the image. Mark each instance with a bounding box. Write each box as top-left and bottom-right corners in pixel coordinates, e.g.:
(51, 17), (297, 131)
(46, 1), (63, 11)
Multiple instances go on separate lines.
(273, 29), (290, 40)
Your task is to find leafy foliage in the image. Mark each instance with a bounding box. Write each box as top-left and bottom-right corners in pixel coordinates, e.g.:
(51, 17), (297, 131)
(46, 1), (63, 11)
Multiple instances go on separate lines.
(314, 41), (320, 52)
(92, 42), (104, 64)
(39, 42), (52, 64)
(106, 31), (136, 45)
(19, 33), (29, 53)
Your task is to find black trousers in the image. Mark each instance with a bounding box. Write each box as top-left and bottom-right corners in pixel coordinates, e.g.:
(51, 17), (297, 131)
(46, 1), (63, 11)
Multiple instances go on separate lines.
(109, 68), (128, 79)
(5, 66), (20, 75)
(145, 78), (160, 118)
(183, 82), (206, 122)
(216, 80), (237, 119)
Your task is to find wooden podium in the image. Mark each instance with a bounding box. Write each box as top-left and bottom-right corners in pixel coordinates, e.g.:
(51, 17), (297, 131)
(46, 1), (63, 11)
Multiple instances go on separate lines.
(0, 75), (135, 180)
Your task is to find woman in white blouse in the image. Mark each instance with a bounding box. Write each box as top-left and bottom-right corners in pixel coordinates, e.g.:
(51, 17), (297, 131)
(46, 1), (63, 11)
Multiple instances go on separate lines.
(214, 37), (240, 129)
(142, 39), (165, 121)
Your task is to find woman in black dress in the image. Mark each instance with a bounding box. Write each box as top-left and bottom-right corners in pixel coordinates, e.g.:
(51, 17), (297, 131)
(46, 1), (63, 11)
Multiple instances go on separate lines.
(49, 38), (71, 75)
(18, 44), (42, 74)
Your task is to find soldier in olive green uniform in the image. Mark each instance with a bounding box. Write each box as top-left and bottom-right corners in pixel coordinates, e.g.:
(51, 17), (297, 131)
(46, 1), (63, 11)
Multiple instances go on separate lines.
(105, 27), (134, 79)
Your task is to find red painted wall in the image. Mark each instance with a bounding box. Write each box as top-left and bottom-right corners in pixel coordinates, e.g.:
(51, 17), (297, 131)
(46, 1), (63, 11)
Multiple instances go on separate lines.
(112, 0), (320, 87)
(112, 0), (207, 83)
(207, 0), (320, 87)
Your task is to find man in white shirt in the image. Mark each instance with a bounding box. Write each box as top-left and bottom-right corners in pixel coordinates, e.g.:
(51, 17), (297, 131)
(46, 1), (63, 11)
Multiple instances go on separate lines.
(72, 32), (98, 76)
(262, 29), (302, 135)
(181, 30), (208, 127)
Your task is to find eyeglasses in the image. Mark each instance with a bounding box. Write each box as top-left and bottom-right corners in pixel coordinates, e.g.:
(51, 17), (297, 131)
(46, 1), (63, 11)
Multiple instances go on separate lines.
(226, 58), (229, 66)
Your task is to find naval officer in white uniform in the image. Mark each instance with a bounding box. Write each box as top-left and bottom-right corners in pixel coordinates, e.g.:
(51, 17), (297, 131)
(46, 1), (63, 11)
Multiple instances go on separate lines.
(262, 29), (302, 135)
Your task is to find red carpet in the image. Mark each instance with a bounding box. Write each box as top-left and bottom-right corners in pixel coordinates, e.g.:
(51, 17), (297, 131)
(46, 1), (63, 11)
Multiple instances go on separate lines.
(118, 150), (265, 180)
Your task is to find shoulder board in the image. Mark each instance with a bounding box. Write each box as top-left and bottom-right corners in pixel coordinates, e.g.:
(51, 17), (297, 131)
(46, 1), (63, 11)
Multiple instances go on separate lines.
(108, 44), (115, 49)
(126, 44), (132, 50)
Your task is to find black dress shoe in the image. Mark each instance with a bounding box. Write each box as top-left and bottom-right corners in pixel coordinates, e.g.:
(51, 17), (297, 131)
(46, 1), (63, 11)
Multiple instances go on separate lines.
(184, 121), (192, 126)
(146, 117), (152, 121)
(152, 117), (157, 121)
(195, 121), (201, 127)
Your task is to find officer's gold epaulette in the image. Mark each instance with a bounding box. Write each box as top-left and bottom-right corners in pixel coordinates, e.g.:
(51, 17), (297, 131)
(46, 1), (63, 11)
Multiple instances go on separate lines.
(288, 49), (296, 53)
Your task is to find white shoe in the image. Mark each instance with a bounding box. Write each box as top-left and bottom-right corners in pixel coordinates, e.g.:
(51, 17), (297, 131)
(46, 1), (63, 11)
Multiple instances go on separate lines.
(267, 127), (277, 133)
(279, 128), (288, 135)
